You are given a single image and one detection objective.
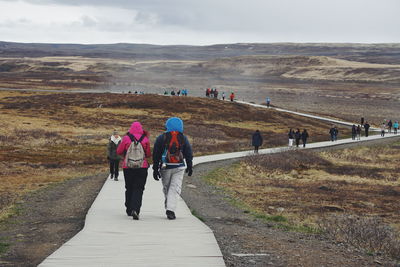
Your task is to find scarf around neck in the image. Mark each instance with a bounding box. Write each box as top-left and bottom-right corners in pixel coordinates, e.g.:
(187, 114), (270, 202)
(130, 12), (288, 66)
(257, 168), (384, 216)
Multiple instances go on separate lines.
(110, 135), (121, 145)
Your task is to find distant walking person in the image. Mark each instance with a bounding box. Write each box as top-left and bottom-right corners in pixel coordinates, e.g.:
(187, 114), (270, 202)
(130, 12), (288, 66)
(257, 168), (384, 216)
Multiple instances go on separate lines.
(288, 128), (294, 147)
(152, 117), (193, 220)
(394, 121), (399, 134)
(364, 122), (370, 137)
(117, 122), (151, 220)
(361, 117), (364, 126)
(214, 89), (219, 99)
(301, 129), (309, 147)
(388, 120), (393, 133)
(222, 92), (226, 100)
(107, 130), (122, 181)
(295, 129), (301, 147)
(334, 126), (339, 141)
(356, 125), (361, 140)
(351, 125), (356, 140)
(329, 126), (338, 141)
(230, 92), (235, 102)
(252, 130), (263, 153)
(381, 123), (386, 137)
(266, 97), (271, 108)
(206, 88), (210, 97)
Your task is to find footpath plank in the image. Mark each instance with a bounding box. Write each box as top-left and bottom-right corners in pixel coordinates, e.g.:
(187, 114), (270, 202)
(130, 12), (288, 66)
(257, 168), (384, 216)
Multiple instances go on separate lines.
(40, 169), (225, 267)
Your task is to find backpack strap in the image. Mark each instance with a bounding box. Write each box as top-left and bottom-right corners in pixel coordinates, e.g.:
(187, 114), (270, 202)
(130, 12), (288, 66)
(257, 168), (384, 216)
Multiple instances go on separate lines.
(137, 134), (146, 143)
(163, 132), (185, 149)
(163, 132), (171, 149)
(128, 133), (146, 144)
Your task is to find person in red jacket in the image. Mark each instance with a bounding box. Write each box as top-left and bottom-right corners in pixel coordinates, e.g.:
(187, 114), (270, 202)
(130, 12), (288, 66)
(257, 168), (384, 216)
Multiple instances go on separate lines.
(117, 122), (151, 220)
(230, 92), (235, 102)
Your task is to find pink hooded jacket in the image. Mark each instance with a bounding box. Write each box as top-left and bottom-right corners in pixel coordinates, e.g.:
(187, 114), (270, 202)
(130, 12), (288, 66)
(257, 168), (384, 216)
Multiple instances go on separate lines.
(117, 122), (151, 169)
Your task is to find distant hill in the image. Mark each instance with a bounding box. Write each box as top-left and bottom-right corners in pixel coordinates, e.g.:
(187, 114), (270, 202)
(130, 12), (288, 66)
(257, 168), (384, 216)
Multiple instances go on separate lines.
(1, 41), (400, 64)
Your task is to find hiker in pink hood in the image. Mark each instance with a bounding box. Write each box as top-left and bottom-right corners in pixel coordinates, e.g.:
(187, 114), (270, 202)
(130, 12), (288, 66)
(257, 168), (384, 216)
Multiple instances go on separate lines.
(117, 121), (151, 220)
(117, 122), (151, 168)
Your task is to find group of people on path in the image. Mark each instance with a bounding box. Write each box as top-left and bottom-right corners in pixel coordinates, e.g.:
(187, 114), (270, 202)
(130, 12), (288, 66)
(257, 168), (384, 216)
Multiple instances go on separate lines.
(251, 128), (309, 153)
(107, 117), (193, 221)
(351, 125), (361, 140)
(205, 88), (235, 102)
(206, 88), (219, 98)
(164, 89), (189, 96)
(380, 119), (399, 137)
(288, 128), (309, 147)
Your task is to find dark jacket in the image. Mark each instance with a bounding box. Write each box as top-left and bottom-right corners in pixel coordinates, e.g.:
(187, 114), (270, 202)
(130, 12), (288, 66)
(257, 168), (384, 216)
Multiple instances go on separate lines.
(107, 139), (121, 161)
(288, 130), (294, 139)
(252, 131), (263, 147)
(364, 123), (370, 130)
(301, 131), (309, 141)
(329, 128), (338, 136)
(152, 118), (193, 170)
(295, 131), (301, 140)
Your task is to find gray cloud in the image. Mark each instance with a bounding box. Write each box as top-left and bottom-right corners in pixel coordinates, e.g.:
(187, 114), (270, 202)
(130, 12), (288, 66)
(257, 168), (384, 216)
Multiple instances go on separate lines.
(0, 0), (399, 44)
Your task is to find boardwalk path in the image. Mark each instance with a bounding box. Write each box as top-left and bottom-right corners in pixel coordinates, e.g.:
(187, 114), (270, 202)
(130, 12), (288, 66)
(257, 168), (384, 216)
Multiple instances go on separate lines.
(40, 101), (396, 266)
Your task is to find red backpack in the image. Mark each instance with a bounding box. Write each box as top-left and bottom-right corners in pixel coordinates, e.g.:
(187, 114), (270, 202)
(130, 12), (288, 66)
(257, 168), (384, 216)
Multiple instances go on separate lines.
(162, 131), (184, 165)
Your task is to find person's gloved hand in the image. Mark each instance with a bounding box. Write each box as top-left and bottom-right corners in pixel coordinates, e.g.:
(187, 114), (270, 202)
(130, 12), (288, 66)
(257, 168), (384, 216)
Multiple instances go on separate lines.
(185, 163), (193, 176)
(153, 169), (161, 181)
(185, 167), (193, 176)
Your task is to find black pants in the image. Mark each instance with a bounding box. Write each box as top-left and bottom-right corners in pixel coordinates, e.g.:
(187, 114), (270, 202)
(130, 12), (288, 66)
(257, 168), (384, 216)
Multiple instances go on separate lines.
(109, 160), (120, 177)
(123, 168), (148, 215)
(365, 129), (369, 137)
(254, 146), (259, 153)
(295, 138), (300, 147)
(302, 139), (307, 147)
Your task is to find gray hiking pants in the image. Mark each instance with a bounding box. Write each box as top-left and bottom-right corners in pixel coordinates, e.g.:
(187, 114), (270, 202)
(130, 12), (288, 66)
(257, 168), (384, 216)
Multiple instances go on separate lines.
(160, 168), (185, 212)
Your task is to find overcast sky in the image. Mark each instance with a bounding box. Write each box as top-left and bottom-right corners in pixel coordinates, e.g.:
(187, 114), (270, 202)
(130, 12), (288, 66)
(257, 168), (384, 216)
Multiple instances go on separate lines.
(0, 0), (399, 45)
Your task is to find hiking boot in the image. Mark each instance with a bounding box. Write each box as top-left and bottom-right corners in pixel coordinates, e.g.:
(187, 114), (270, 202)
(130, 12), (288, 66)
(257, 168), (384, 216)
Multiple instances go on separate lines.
(166, 210), (176, 220)
(110, 174), (114, 179)
(114, 177), (118, 181)
(131, 211), (139, 220)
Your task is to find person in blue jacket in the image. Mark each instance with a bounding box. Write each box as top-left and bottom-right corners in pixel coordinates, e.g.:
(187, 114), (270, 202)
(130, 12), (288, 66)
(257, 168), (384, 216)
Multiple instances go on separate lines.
(152, 117), (193, 220)
(266, 97), (271, 108)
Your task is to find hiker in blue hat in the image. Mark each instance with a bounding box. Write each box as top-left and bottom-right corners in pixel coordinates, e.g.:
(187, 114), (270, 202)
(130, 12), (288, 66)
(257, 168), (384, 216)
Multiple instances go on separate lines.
(152, 117), (193, 220)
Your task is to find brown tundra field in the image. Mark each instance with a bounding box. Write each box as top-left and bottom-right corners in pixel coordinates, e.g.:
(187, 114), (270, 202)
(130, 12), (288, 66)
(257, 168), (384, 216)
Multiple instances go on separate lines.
(0, 42), (399, 265)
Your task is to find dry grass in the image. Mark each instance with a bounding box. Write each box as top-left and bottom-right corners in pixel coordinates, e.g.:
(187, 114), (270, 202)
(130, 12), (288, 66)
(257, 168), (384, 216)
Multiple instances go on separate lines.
(319, 215), (400, 260)
(205, 145), (400, 258)
(230, 147), (400, 226)
(0, 90), (341, 217)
